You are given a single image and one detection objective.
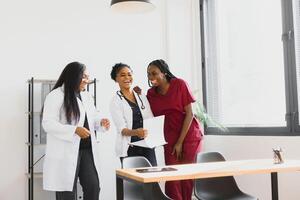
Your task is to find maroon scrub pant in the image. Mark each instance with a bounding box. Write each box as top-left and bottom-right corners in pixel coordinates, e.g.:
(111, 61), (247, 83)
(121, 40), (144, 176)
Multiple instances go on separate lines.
(164, 140), (201, 200)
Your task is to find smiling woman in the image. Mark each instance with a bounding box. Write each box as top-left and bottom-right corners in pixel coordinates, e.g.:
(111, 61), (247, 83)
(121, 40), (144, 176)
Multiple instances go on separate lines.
(42, 62), (110, 200)
(109, 63), (158, 167)
(146, 59), (203, 200)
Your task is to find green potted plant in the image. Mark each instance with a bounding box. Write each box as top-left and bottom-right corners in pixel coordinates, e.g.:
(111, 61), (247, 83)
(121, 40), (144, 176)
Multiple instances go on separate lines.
(192, 91), (228, 132)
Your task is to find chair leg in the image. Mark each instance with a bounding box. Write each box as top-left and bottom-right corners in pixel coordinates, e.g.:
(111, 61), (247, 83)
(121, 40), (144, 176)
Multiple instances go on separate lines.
(152, 183), (172, 200)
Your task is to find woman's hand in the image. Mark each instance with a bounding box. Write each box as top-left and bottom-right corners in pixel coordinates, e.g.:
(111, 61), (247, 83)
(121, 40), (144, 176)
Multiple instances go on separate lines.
(100, 118), (110, 130)
(172, 141), (183, 161)
(135, 128), (148, 138)
(75, 127), (91, 138)
(172, 104), (193, 161)
(133, 86), (142, 95)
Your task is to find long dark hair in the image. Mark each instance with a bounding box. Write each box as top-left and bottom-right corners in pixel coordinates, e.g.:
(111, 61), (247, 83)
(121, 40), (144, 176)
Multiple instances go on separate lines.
(52, 62), (86, 124)
(147, 59), (176, 87)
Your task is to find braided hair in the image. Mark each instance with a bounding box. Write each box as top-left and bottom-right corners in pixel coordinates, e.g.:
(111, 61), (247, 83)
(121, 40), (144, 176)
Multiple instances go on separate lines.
(147, 59), (176, 87)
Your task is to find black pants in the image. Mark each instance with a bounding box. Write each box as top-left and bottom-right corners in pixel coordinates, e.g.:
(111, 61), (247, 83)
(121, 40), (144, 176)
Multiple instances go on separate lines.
(121, 146), (157, 167)
(56, 148), (100, 200)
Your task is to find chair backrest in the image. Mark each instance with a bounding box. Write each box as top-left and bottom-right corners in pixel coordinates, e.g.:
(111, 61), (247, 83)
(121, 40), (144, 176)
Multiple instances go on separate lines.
(195, 152), (241, 199)
(122, 156), (171, 200)
(197, 151), (226, 162)
(123, 156), (152, 168)
(122, 157), (151, 200)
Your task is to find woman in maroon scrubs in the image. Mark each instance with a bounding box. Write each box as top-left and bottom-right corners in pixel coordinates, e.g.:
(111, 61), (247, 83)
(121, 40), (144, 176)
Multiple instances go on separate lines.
(146, 59), (203, 200)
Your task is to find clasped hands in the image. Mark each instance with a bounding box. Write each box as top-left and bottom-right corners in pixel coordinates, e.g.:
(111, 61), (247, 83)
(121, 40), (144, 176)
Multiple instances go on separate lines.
(135, 128), (148, 139)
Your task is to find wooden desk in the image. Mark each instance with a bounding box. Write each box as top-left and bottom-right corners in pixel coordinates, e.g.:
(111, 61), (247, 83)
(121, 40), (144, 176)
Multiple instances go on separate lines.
(116, 159), (300, 200)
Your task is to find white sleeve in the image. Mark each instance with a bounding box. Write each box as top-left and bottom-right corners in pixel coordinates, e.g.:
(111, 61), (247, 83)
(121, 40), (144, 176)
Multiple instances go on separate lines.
(42, 91), (76, 142)
(109, 99), (127, 134)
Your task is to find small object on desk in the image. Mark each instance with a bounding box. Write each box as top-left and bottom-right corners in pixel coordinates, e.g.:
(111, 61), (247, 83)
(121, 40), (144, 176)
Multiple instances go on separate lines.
(273, 147), (284, 164)
(136, 167), (177, 173)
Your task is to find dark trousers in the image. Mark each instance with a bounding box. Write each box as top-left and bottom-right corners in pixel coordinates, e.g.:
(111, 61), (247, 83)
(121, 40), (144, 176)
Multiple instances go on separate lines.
(121, 146), (157, 167)
(56, 148), (100, 200)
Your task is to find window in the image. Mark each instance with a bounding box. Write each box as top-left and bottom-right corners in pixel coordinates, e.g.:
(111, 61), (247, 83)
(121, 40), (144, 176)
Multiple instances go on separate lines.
(200, 0), (299, 135)
(294, 0), (300, 124)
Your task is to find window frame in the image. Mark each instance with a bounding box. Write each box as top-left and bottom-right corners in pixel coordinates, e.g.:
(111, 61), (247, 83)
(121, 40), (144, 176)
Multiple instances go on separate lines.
(200, 0), (299, 136)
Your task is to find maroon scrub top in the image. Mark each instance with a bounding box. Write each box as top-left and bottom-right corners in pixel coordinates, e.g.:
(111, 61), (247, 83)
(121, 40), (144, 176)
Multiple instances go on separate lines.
(147, 78), (203, 147)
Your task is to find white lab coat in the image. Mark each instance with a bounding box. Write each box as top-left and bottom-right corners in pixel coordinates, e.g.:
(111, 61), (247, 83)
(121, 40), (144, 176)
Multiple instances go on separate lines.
(42, 87), (105, 191)
(109, 91), (153, 157)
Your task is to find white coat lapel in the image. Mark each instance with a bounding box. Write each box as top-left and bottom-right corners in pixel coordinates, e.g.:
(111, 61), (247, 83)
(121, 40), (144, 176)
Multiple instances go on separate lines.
(76, 96), (86, 127)
(133, 91), (153, 119)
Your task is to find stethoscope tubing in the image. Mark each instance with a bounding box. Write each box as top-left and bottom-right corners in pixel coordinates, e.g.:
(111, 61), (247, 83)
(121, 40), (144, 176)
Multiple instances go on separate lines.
(116, 91), (145, 110)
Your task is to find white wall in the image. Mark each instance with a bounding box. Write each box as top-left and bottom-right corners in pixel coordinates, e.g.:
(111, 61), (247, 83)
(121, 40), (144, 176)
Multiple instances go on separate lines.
(3, 0), (299, 200)
(0, 0), (200, 199)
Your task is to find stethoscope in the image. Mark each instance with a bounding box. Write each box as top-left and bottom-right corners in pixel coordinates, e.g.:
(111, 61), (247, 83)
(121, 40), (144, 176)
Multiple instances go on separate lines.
(116, 91), (145, 110)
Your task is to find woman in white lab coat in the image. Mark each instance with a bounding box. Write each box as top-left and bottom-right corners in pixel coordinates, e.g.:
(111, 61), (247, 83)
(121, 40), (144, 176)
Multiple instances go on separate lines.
(109, 63), (157, 166)
(42, 62), (110, 200)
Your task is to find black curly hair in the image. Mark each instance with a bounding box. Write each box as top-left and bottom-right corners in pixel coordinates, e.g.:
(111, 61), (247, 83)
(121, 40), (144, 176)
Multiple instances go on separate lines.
(110, 63), (132, 81)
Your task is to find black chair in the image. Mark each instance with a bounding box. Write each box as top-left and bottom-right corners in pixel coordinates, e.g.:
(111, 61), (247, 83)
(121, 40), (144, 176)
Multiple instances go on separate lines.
(122, 156), (172, 200)
(194, 152), (258, 200)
